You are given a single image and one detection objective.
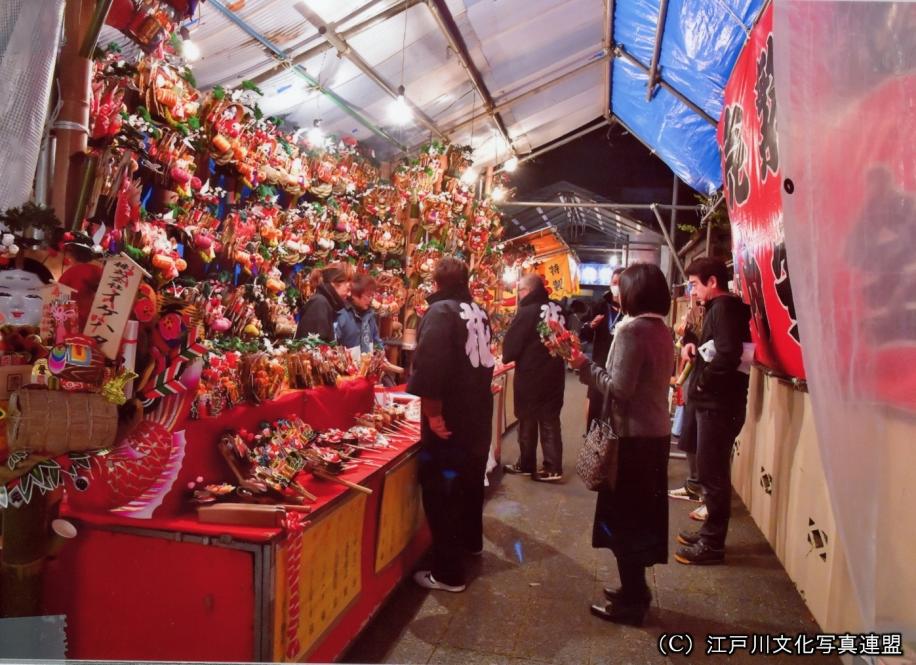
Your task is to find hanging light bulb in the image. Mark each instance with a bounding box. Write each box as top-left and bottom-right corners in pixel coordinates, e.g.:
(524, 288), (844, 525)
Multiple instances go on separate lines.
(307, 118), (324, 146)
(182, 40), (201, 61)
(461, 167), (479, 186)
(388, 85), (413, 126)
(179, 26), (201, 62)
(492, 186), (507, 202)
(503, 156), (519, 173)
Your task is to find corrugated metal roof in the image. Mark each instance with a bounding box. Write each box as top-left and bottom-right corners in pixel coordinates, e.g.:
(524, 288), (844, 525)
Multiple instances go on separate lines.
(98, 0), (759, 194)
(100, 0), (607, 166)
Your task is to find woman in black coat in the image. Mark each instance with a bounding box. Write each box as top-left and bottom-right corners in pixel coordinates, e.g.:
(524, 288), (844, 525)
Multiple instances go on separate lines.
(579, 267), (625, 430)
(569, 263), (673, 626)
(296, 263), (352, 343)
(502, 275), (566, 481)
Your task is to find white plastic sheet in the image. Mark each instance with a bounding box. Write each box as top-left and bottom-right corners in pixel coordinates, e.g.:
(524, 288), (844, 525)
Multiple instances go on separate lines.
(774, 0), (916, 636)
(0, 0), (65, 211)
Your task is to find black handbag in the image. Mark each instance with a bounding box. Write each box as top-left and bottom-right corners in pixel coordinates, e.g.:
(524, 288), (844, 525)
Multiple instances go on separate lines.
(575, 389), (620, 491)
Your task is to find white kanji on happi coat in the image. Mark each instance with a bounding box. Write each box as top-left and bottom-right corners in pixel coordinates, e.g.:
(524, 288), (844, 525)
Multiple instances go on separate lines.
(540, 301), (565, 327)
(459, 302), (495, 369)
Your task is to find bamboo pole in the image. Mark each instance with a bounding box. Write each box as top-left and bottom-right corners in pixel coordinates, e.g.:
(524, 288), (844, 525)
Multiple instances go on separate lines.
(78, 0), (114, 59)
(51, 0), (96, 226)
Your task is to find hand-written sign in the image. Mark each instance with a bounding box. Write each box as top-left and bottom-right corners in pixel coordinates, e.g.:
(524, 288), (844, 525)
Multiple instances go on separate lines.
(537, 253), (577, 300)
(83, 255), (146, 360)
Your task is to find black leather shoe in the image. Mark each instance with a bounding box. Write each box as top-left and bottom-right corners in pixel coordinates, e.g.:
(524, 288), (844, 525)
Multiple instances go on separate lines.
(590, 600), (650, 626)
(676, 529), (702, 546)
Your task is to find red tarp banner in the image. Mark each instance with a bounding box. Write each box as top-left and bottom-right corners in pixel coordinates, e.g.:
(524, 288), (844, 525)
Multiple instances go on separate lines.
(718, 3), (805, 380)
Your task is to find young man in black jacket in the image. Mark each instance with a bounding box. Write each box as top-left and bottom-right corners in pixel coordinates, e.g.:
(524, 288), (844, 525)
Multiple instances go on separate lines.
(501, 274), (567, 481)
(408, 258), (495, 592)
(675, 258), (751, 565)
(579, 267), (625, 430)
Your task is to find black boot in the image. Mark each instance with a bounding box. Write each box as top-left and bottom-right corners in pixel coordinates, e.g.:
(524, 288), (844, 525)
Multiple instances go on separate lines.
(590, 598), (651, 626)
(603, 586), (652, 603)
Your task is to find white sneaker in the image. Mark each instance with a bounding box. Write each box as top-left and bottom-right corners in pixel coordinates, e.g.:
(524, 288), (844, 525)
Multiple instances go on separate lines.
(668, 487), (702, 502)
(413, 570), (466, 593)
(689, 504), (708, 521)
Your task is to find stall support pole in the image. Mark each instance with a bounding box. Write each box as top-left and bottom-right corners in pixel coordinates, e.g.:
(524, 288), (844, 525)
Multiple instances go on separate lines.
(705, 218), (713, 257)
(700, 193), (724, 257)
(669, 175), (679, 283)
(651, 204), (686, 281)
(50, 0), (95, 226)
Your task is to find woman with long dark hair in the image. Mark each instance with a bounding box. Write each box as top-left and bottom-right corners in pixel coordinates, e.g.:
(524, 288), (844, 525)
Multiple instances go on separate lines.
(296, 263), (352, 343)
(569, 262), (673, 625)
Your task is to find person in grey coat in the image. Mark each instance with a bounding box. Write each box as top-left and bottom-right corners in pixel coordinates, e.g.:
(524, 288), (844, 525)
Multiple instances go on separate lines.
(569, 262), (673, 627)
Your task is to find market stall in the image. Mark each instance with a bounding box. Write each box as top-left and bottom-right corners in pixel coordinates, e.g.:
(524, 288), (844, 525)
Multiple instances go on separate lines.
(0, 5), (527, 659)
(43, 383), (432, 662)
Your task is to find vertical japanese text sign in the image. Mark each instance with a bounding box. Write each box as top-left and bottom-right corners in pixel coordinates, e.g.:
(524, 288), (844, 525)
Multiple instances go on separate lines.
(83, 254), (145, 360)
(539, 254), (575, 300)
(717, 3), (805, 379)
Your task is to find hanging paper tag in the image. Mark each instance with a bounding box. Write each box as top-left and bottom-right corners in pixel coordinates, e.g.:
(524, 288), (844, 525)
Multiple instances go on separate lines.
(83, 254), (148, 360)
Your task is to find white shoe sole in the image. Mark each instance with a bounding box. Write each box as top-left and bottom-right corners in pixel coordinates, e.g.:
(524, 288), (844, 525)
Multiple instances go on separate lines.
(668, 491), (702, 502)
(413, 571), (466, 593)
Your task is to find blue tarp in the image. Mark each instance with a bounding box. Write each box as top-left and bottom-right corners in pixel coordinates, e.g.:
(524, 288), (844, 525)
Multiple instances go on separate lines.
(609, 0), (767, 194)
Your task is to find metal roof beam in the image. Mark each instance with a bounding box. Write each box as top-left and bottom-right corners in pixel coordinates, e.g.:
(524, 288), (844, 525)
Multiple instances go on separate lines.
(508, 200), (700, 212)
(512, 205), (622, 233)
(560, 223), (628, 244)
(495, 118), (609, 173)
(512, 211), (630, 245)
(574, 245), (632, 253)
(244, 0), (425, 88)
(590, 208), (642, 235)
(435, 49), (612, 140)
(425, 0), (515, 157)
(645, 0), (670, 101)
(603, 0), (616, 124)
(208, 0), (406, 149)
(614, 45), (717, 126)
(294, 2), (447, 140)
